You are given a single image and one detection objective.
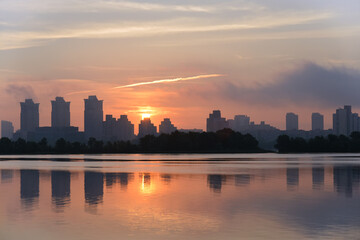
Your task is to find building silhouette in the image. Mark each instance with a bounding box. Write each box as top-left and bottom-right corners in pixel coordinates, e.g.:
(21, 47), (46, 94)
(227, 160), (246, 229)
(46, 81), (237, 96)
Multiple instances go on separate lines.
(84, 96), (103, 140)
(1, 120), (14, 139)
(103, 115), (117, 142)
(51, 97), (70, 127)
(206, 110), (228, 132)
(138, 118), (157, 137)
(159, 118), (177, 134)
(103, 114), (135, 142)
(178, 128), (204, 133)
(333, 105), (360, 135)
(286, 113), (299, 131)
(352, 113), (360, 134)
(229, 115), (250, 132)
(311, 113), (324, 131)
(20, 99), (39, 135)
(29, 126), (83, 145)
(15, 98), (83, 144)
(117, 115), (135, 141)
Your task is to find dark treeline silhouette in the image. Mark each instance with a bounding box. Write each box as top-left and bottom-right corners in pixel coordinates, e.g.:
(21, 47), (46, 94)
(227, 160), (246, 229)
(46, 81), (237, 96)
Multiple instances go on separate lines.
(0, 129), (260, 154)
(275, 132), (360, 153)
(139, 128), (259, 153)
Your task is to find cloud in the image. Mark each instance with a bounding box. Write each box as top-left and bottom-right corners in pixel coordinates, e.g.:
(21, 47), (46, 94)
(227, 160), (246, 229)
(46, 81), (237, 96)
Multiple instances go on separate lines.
(0, 8), (334, 50)
(114, 74), (223, 89)
(0, 0), (263, 14)
(5, 84), (37, 101)
(214, 63), (360, 107)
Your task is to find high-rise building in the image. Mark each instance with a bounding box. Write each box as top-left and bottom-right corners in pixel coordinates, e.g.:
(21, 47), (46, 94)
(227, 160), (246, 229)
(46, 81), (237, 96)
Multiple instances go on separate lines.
(20, 99), (39, 133)
(1, 120), (14, 139)
(230, 115), (250, 132)
(51, 97), (70, 127)
(286, 113), (298, 131)
(138, 118), (157, 137)
(84, 96), (103, 140)
(117, 115), (135, 141)
(206, 110), (229, 132)
(102, 115), (135, 142)
(311, 113), (324, 131)
(159, 118), (177, 134)
(103, 115), (117, 142)
(333, 105), (359, 135)
(351, 113), (360, 133)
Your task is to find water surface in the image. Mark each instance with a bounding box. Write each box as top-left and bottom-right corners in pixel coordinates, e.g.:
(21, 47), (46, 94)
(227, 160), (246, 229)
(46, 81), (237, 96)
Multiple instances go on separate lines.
(0, 154), (359, 240)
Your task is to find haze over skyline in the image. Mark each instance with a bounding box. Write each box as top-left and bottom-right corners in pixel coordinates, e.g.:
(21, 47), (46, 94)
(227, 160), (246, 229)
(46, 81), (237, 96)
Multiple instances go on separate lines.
(1, 0), (360, 131)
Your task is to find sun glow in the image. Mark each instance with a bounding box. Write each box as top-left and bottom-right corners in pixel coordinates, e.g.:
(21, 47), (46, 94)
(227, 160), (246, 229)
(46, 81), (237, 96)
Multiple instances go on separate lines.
(141, 113), (151, 119)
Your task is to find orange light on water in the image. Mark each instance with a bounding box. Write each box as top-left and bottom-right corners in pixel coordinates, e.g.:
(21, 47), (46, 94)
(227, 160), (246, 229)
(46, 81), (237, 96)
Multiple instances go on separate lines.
(140, 173), (155, 194)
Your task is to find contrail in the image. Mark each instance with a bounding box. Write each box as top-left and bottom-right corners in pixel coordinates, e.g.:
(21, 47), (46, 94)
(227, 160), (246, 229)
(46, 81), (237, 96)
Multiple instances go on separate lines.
(65, 90), (96, 95)
(113, 74), (223, 89)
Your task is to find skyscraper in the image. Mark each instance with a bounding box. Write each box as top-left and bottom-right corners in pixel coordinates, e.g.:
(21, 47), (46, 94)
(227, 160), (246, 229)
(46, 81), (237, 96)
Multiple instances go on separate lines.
(103, 115), (117, 142)
(102, 114), (135, 142)
(138, 118), (157, 137)
(117, 115), (135, 141)
(286, 113), (298, 131)
(311, 113), (324, 131)
(231, 115), (250, 132)
(20, 99), (39, 133)
(51, 97), (70, 127)
(206, 110), (228, 132)
(351, 113), (360, 133)
(1, 120), (14, 139)
(333, 105), (359, 135)
(84, 96), (103, 140)
(159, 118), (177, 134)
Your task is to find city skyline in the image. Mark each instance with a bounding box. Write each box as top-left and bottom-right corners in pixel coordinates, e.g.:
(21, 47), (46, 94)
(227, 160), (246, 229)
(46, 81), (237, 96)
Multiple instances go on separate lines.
(3, 97), (360, 137)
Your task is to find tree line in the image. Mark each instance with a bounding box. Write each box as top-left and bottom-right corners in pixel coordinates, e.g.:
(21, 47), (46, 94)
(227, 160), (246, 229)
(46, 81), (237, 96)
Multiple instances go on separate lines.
(0, 129), (260, 154)
(275, 132), (360, 153)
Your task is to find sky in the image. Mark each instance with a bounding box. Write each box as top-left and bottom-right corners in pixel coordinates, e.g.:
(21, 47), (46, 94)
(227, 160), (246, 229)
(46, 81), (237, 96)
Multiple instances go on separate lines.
(1, 0), (360, 132)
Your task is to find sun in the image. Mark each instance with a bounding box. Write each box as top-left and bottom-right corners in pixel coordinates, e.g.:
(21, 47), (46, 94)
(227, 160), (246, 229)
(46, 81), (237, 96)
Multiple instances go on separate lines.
(141, 113), (151, 120)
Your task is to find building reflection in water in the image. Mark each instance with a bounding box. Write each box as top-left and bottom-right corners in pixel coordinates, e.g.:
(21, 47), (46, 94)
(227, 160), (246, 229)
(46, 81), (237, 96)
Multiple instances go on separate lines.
(105, 172), (133, 189)
(119, 173), (133, 189)
(105, 173), (117, 188)
(286, 166), (299, 191)
(207, 175), (226, 193)
(160, 174), (172, 184)
(333, 166), (360, 198)
(20, 170), (40, 209)
(84, 171), (104, 205)
(235, 174), (251, 186)
(312, 166), (325, 190)
(51, 171), (71, 209)
(1, 169), (13, 183)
